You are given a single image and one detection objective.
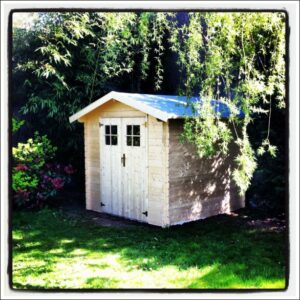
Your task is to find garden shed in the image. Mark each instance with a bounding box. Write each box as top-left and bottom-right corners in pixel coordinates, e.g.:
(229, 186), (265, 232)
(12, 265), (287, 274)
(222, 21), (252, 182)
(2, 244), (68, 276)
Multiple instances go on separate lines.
(69, 91), (245, 227)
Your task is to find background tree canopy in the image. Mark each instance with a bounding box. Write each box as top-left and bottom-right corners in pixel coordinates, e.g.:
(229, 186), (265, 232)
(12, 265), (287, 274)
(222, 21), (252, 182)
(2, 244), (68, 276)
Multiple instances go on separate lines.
(12, 11), (286, 212)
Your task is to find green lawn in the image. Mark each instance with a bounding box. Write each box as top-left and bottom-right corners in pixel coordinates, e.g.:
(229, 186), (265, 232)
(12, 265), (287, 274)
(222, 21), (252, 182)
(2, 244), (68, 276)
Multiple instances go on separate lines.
(12, 208), (286, 289)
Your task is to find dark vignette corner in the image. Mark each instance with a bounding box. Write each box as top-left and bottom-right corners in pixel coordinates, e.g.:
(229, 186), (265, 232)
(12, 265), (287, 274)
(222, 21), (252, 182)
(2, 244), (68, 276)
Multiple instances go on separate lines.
(7, 6), (290, 294)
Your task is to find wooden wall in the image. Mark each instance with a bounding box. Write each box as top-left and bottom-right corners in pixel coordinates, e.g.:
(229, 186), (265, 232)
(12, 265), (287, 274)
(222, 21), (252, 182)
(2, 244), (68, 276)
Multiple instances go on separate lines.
(83, 116), (101, 211)
(147, 116), (169, 227)
(79, 100), (168, 226)
(167, 119), (245, 226)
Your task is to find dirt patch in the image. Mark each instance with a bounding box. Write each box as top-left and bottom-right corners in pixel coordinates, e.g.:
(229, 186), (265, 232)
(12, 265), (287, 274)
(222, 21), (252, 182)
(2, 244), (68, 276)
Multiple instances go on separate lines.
(246, 217), (286, 233)
(227, 208), (286, 233)
(57, 192), (146, 228)
(64, 208), (145, 228)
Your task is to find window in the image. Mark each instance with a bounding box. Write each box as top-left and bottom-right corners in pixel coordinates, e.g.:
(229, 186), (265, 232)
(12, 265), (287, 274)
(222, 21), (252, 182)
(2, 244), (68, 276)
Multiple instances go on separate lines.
(126, 125), (140, 146)
(105, 125), (118, 145)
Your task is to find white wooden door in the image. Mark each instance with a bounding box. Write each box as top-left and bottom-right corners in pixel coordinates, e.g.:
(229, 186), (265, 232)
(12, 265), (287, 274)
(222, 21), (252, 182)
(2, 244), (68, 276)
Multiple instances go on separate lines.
(99, 117), (147, 222)
(99, 118), (123, 216)
(121, 118), (148, 221)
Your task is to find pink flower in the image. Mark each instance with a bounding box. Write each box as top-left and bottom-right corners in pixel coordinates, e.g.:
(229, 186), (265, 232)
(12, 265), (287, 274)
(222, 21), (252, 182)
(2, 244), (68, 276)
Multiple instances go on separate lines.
(51, 177), (64, 189)
(15, 164), (28, 171)
(16, 189), (30, 199)
(64, 164), (75, 175)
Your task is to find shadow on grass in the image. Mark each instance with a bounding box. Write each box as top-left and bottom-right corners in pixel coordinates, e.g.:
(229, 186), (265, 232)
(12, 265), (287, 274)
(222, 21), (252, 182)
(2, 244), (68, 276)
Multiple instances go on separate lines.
(12, 208), (286, 289)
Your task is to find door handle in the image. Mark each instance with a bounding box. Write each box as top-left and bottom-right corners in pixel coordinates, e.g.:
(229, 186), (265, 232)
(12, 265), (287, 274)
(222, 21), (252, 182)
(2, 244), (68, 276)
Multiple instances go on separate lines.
(121, 153), (126, 167)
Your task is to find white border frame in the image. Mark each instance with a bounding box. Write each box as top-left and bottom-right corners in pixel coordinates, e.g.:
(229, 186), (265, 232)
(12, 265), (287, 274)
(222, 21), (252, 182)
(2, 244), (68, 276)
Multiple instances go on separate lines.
(1, 1), (299, 299)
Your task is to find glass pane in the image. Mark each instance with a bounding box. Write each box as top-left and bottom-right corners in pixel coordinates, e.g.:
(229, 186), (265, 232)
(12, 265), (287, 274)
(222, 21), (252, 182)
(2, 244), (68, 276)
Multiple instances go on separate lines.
(127, 125), (132, 135)
(111, 135), (118, 145)
(105, 135), (110, 145)
(133, 136), (140, 146)
(133, 125), (140, 136)
(105, 125), (110, 134)
(127, 136), (132, 146)
(111, 125), (117, 135)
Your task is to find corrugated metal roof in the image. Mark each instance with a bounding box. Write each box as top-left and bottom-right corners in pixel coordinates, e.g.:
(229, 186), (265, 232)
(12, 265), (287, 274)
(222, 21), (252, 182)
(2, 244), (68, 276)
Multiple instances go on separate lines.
(69, 91), (243, 123)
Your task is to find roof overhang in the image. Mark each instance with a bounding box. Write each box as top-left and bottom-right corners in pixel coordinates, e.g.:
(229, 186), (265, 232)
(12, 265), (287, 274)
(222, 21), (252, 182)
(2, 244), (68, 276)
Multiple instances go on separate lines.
(69, 91), (170, 123)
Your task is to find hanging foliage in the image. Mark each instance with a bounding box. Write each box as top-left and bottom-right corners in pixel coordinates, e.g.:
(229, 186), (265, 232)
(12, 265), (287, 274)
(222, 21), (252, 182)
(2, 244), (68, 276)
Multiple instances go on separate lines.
(13, 12), (286, 194)
(170, 12), (286, 194)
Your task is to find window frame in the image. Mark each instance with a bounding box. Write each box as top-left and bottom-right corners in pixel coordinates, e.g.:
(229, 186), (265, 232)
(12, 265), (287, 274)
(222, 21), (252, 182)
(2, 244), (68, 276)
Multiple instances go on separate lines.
(104, 125), (118, 146)
(126, 125), (141, 147)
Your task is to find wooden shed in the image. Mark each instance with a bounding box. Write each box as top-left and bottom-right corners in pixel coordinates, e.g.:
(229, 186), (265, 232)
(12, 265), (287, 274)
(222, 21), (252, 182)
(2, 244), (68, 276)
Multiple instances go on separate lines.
(69, 91), (245, 227)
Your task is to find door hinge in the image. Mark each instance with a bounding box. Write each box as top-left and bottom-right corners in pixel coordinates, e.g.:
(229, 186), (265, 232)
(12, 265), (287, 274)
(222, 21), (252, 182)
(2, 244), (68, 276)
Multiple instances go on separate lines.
(100, 202), (105, 207)
(142, 211), (148, 217)
(143, 121), (148, 127)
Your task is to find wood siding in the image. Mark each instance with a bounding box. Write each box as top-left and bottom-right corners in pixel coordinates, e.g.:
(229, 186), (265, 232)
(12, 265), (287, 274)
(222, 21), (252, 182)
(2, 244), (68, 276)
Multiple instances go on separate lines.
(168, 119), (245, 226)
(147, 116), (169, 227)
(82, 100), (168, 226)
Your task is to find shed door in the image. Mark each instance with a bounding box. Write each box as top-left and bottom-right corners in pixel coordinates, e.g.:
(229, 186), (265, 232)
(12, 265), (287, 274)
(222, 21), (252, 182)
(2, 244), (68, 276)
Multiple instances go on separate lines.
(99, 117), (147, 222)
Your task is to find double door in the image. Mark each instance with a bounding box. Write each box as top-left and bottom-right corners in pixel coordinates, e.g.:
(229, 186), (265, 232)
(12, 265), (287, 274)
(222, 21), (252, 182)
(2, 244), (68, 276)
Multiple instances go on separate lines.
(99, 117), (147, 221)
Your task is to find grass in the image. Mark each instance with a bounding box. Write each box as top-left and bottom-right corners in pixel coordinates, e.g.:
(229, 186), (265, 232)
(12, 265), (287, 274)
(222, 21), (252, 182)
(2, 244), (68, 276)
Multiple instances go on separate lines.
(12, 208), (286, 289)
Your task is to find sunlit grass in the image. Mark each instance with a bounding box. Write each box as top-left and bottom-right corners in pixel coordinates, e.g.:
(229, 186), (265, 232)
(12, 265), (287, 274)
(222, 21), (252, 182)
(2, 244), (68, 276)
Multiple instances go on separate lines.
(12, 209), (286, 289)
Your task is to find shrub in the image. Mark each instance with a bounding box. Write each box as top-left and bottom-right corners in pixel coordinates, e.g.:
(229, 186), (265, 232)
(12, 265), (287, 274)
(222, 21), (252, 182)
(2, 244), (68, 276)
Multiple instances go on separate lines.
(12, 132), (76, 208)
(12, 117), (25, 133)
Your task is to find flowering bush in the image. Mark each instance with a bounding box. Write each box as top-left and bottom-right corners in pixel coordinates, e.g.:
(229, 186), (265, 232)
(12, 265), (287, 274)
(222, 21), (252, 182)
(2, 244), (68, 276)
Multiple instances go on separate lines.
(12, 132), (76, 208)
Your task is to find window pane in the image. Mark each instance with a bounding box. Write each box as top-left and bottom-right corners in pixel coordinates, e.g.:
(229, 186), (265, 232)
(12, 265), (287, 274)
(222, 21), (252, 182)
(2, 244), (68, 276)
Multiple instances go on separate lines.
(111, 125), (117, 135)
(111, 135), (118, 145)
(105, 135), (110, 145)
(133, 125), (140, 136)
(133, 136), (140, 146)
(127, 136), (132, 146)
(127, 125), (132, 135)
(105, 125), (110, 134)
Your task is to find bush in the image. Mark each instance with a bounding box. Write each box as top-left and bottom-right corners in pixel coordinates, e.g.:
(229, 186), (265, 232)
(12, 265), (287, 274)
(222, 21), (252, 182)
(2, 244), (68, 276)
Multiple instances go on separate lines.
(12, 132), (76, 208)
(12, 117), (25, 133)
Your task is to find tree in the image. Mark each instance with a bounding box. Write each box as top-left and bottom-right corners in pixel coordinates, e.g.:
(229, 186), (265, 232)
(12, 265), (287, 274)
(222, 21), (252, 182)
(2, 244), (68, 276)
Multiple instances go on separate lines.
(12, 12), (286, 196)
(170, 12), (286, 194)
(12, 12), (171, 158)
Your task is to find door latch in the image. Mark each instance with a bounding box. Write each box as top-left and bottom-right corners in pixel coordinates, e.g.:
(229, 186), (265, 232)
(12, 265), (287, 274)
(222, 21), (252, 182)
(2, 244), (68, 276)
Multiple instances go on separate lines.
(121, 153), (126, 167)
(142, 211), (148, 217)
(100, 202), (105, 207)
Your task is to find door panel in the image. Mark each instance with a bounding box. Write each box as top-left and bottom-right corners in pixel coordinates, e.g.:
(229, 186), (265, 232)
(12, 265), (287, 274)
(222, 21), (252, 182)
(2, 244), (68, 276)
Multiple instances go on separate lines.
(99, 117), (147, 222)
(100, 118), (122, 215)
(121, 118), (147, 222)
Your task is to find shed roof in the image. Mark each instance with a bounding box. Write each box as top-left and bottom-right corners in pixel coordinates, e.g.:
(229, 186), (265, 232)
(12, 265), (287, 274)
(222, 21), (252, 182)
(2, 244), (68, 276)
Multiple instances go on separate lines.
(69, 91), (241, 123)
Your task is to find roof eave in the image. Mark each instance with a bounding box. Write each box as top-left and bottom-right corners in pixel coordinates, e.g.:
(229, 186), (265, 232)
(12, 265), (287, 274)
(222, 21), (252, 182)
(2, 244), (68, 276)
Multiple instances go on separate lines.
(69, 91), (116, 123)
(69, 91), (169, 123)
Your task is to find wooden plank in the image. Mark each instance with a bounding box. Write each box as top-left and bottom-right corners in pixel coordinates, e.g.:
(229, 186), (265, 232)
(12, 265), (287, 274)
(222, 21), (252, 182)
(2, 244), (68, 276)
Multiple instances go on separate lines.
(148, 166), (164, 175)
(163, 122), (170, 225)
(148, 186), (164, 197)
(146, 116), (168, 226)
(100, 111), (145, 118)
(148, 179), (164, 189)
(149, 147), (165, 156)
